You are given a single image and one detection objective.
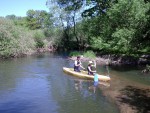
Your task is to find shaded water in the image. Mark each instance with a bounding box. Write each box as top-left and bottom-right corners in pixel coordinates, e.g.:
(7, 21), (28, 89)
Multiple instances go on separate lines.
(97, 63), (150, 113)
(0, 53), (119, 113)
(110, 65), (150, 85)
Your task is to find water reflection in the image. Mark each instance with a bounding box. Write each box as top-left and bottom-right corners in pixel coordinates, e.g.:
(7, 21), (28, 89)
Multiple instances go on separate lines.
(74, 79), (83, 91)
(74, 79), (110, 94)
(88, 81), (99, 93)
(0, 53), (119, 113)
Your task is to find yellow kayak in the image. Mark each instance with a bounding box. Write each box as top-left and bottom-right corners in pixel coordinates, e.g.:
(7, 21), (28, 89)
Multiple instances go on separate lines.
(63, 67), (111, 82)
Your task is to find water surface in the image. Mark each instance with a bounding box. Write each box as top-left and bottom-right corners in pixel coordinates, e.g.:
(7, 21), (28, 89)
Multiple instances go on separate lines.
(0, 53), (119, 113)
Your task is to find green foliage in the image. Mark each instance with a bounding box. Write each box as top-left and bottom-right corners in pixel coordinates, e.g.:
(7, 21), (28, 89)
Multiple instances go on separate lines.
(1, 0), (149, 58)
(0, 15), (55, 58)
(5, 15), (16, 20)
(80, 0), (150, 54)
(107, 0), (149, 54)
(26, 10), (53, 30)
(47, 0), (84, 50)
(43, 28), (55, 38)
(35, 40), (44, 48)
(111, 28), (135, 53)
(83, 50), (96, 59)
(138, 47), (150, 53)
(14, 17), (27, 27)
(45, 28), (64, 48)
(69, 50), (96, 59)
(5, 15), (28, 27)
(82, 0), (111, 17)
(34, 31), (45, 48)
(69, 51), (81, 57)
(0, 18), (35, 58)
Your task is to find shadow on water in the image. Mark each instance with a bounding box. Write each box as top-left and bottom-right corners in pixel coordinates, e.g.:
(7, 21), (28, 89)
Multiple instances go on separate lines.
(117, 85), (150, 113)
(110, 65), (141, 72)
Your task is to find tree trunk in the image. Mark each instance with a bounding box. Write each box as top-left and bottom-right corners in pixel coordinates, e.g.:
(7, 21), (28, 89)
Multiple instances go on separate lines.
(72, 15), (80, 50)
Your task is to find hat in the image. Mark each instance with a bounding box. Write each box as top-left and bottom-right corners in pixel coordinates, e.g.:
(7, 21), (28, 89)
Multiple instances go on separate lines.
(77, 56), (80, 59)
(88, 61), (93, 64)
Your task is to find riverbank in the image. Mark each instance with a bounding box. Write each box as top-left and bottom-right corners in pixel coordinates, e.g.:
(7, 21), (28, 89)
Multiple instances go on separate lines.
(69, 54), (150, 66)
(69, 56), (150, 113)
(0, 47), (56, 59)
(68, 56), (109, 65)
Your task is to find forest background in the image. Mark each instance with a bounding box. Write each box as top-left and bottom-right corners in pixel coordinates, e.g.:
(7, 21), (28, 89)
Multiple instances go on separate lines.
(0, 0), (150, 61)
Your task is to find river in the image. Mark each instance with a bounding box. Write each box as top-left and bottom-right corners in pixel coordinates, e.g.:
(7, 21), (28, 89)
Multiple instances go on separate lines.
(0, 53), (149, 113)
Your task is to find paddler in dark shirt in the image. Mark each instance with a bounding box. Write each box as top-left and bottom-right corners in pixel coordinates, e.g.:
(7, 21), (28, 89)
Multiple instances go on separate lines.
(74, 56), (85, 72)
(87, 60), (96, 75)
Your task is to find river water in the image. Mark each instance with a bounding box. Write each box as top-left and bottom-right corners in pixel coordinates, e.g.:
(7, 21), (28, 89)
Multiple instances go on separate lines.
(0, 53), (149, 113)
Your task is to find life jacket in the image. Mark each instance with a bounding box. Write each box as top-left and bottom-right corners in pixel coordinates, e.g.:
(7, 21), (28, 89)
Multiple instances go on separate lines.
(74, 60), (81, 72)
(87, 65), (93, 75)
(74, 60), (80, 66)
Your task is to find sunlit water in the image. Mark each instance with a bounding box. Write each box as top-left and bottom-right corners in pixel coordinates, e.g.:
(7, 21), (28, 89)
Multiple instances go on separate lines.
(0, 53), (119, 113)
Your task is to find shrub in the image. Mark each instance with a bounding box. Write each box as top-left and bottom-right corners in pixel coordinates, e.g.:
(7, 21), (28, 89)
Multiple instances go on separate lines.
(34, 30), (45, 48)
(69, 51), (81, 57)
(83, 50), (96, 59)
(0, 18), (35, 58)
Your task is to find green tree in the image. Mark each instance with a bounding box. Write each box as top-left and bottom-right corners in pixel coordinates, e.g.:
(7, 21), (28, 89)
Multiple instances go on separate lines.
(46, 0), (150, 54)
(47, 0), (84, 49)
(0, 18), (35, 58)
(5, 15), (16, 20)
(82, 0), (150, 54)
(26, 10), (53, 30)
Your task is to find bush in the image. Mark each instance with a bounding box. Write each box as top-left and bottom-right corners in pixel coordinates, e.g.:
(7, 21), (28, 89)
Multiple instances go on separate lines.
(69, 50), (96, 59)
(69, 51), (81, 57)
(34, 30), (45, 48)
(83, 50), (96, 59)
(0, 18), (35, 58)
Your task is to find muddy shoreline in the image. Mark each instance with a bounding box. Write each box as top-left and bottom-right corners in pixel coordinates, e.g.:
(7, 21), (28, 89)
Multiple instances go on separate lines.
(70, 56), (150, 113)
